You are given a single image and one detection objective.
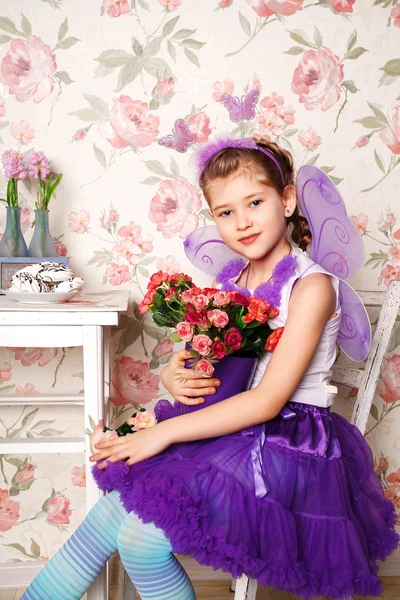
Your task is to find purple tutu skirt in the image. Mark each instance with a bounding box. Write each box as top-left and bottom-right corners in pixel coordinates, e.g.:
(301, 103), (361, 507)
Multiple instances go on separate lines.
(92, 399), (399, 599)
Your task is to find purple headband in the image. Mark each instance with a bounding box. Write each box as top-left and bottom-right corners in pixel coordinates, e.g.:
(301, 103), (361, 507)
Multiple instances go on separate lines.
(194, 136), (285, 186)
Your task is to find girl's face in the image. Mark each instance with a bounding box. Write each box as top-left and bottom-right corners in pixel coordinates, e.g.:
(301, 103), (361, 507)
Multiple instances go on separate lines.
(208, 172), (296, 261)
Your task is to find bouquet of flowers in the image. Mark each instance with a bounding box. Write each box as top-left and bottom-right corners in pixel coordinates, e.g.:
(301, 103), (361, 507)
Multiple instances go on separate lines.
(138, 270), (284, 375)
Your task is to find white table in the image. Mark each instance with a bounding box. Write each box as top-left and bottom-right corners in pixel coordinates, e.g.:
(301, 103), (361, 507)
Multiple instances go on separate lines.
(0, 290), (129, 599)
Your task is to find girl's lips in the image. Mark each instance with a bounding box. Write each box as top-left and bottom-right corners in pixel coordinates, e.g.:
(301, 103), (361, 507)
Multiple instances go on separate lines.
(239, 233), (260, 245)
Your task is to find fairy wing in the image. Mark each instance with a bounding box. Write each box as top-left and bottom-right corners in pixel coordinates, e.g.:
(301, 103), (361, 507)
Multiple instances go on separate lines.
(296, 164), (371, 362)
(183, 225), (242, 277)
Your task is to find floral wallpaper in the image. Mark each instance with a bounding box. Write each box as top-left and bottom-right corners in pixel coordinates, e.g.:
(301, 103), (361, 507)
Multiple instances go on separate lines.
(0, 0), (400, 581)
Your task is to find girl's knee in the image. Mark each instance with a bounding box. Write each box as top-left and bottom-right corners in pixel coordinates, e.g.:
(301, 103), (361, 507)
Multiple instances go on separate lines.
(117, 513), (172, 558)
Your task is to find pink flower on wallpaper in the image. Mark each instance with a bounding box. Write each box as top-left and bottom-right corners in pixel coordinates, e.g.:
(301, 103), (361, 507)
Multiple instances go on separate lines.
(260, 93), (295, 125)
(248, 0), (303, 17)
(9, 347), (59, 367)
(20, 207), (31, 227)
(153, 77), (175, 104)
(0, 97), (5, 117)
(380, 263), (400, 286)
(245, 78), (261, 93)
(113, 239), (141, 266)
(71, 465), (86, 488)
(255, 109), (283, 139)
(292, 47), (344, 111)
(391, 3), (400, 27)
(331, 0), (356, 12)
(376, 354), (400, 404)
(149, 177), (202, 239)
(16, 383), (40, 395)
(350, 213), (369, 235)
(105, 262), (131, 286)
(212, 79), (234, 102)
(298, 128), (322, 151)
(44, 493), (72, 525)
(111, 356), (160, 406)
(218, 0), (233, 7)
(73, 129), (87, 142)
(154, 339), (173, 358)
(385, 484), (400, 511)
(99, 96), (159, 149)
(103, 0), (130, 17)
(380, 106), (400, 155)
(157, 0), (182, 10)
(0, 489), (20, 532)
(68, 209), (90, 234)
(14, 464), (35, 486)
(54, 239), (68, 256)
(10, 120), (36, 144)
(355, 135), (369, 148)
(0, 36), (57, 103)
(0, 362), (12, 382)
(389, 242), (400, 266)
(117, 222), (153, 253)
(188, 112), (212, 143)
(157, 255), (181, 273)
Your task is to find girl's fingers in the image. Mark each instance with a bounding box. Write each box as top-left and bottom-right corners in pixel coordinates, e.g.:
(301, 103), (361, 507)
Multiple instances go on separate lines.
(182, 386), (215, 397)
(176, 395), (206, 405)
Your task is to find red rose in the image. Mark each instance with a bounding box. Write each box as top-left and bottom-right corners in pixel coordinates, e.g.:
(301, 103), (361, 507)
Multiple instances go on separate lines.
(202, 287), (217, 300)
(138, 289), (156, 313)
(233, 292), (249, 306)
(184, 310), (210, 327)
(224, 327), (242, 351)
(265, 327), (284, 352)
(211, 340), (227, 359)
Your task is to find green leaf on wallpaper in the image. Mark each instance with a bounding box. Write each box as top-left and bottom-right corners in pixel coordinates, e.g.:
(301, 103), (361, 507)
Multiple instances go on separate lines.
(0, 120), (9, 130)
(4, 456), (25, 468)
(117, 320), (144, 354)
(55, 36), (80, 50)
(132, 37), (143, 56)
(88, 249), (113, 267)
(39, 428), (63, 437)
(289, 30), (313, 48)
(365, 250), (389, 269)
(162, 16), (180, 37)
(320, 166), (334, 174)
(140, 176), (162, 185)
(4, 543), (30, 558)
(21, 408), (40, 428)
(55, 71), (74, 85)
(341, 80), (358, 94)
(115, 58), (142, 91)
(172, 28), (196, 41)
(140, 256), (156, 266)
(367, 102), (389, 126)
(346, 30), (357, 53)
(20, 14), (32, 36)
(144, 160), (170, 177)
(180, 39), (205, 50)
(137, 0), (150, 10)
(380, 58), (400, 77)
(0, 34), (12, 43)
(184, 48), (199, 67)
(30, 419), (56, 430)
(353, 116), (384, 129)
(144, 37), (162, 58)
(284, 46), (304, 55)
(58, 17), (68, 41)
(313, 26), (323, 47)
(31, 539), (41, 559)
(138, 266), (150, 278)
(95, 49), (131, 68)
(143, 57), (170, 78)
(343, 47), (368, 60)
(0, 17), (18, 35)
(170, 156), (179, 177)
(69, 108), (101, 121)
(307, 154), (320, 166)
(8, 427), (23, 438)
(329, 176), (343, 185)
(282, 129), (297, 137)
(374, 149), (385, 173)
(149, 99), (160, 110)
(167, 40), (177, 62)
(84, 94), (109, 119)
(239, 12), (251, 37)
(370, 403), (378, 421)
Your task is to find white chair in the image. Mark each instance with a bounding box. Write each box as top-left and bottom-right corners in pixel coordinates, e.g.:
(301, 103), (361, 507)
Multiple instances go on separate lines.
(117, 280), (400, 600)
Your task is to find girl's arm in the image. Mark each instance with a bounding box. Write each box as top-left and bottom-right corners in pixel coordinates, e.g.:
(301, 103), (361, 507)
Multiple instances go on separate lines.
(158, 273), (336, 445)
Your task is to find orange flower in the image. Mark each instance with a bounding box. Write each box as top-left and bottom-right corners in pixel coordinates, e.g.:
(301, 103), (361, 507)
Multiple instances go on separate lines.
(265, 327), (284, 351)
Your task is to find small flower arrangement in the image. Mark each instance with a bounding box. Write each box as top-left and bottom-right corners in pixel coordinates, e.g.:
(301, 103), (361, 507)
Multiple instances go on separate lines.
(1, 149), (27, 207)
(139, 270), (283, 375)
(28, 150), (63, 210)
(92, 408), (157, 447)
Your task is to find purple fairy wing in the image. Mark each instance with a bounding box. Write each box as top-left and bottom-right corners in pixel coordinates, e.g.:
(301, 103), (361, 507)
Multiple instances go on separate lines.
(296, 164), (371, 362)
(183, 225), (242, 277)
(158, 118), (196, 153)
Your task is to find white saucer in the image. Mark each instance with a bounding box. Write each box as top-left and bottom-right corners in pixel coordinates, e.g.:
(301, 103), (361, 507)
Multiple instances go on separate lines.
(5, 288), (81, 304)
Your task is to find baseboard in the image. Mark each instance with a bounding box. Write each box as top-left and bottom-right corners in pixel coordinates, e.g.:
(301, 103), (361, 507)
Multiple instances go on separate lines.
(378, 552), (400, 576)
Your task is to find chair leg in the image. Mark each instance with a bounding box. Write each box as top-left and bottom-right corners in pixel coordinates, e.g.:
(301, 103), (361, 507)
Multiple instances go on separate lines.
(234, 575), (257, 600)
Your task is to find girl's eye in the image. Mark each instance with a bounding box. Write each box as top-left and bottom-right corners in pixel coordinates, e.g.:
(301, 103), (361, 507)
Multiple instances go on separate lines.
(219, 210), (232, 217)
(251, 199), (262, 207)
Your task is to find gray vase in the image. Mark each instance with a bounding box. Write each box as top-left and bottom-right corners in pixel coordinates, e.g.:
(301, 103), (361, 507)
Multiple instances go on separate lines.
(0, 206), (29, 257)
(29, 209), (57, 257)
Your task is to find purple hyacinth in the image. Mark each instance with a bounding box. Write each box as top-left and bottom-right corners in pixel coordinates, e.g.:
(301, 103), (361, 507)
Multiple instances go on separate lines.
(27, 150), (50, 180)
(1, 149), (27, 180)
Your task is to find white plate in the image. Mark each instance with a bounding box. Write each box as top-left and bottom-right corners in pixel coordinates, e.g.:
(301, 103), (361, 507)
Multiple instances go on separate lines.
(5, 288), (81, 304)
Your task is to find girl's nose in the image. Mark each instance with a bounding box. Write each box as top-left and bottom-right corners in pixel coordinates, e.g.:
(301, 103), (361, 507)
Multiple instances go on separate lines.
(236, 212), (252, 230)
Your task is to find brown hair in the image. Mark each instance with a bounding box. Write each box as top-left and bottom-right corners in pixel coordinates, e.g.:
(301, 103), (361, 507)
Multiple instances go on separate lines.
(199, 138), (312, 252)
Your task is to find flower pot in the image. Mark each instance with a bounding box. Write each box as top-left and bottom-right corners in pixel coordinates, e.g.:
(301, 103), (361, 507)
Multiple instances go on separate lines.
(0, 206), (28, 257)
(28, 209), (57, 257)
(181, 350), (258, 415)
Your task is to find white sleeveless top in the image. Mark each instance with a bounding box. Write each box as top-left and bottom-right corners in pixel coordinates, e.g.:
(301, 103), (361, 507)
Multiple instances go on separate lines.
(224, 244), (341, 408)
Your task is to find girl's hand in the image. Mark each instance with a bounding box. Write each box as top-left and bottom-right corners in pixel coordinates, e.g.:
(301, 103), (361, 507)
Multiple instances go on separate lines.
(160, 349), (221, 406)
(89, 425), (170, 469)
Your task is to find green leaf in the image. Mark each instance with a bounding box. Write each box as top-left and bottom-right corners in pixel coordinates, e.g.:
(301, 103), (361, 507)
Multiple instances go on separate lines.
(367, 102), (389, 126)
(138, 265), (149, 278)
(22, 408), (40, 428)
(0, 17), (18, 34)
(289, 29), (313, 47)
(140, 176), (162, 185)
(0, 34), (12, 43)
(144, 37), (162, 58)
(137, 0), (150, 9)
(313, 26), (323, 47)
(170, 156), (179, 177)
(93, 143), (107, 169)
(30, 539), (41, 558)
(4, 456), (25, 468)
(38, 428), (64, 437)
(140, 256), (156, 266)
(87, 249), (114, 267)
(380, 58), (400, 77)
(144, 160), (170, 177)
(89, 415), (96, 430)
(239, 11), (251, 37)
(341, 79), (358, 93)
(167, 40), (176, 61)
(172, 28), (196, 40)
(343, 47), (368, 60)
(83, 93), (109, 119)
(347, 30), (357, 52)
(184, 48), (199, 67)
(115, 58), (142, 92)
(284, 46), (304, 55)
(95, 49), (131, 68)
(21, 14), (32, 36)
(149, 99), (159, 110)
(330, 176), (343, 185)
(307, 153), (320, 166)
(0, 121), (9, 130)
(117, 320), (144, 354)
(374, 149), (385, 173)
(69, 108), (102, 122)
(180, 39), (205, 49)
(169, 332), (182, 343)
(55, 36), (80, 50)
(142, 57), (169, 78)
(162, 16), (180, 36)
(132, 37), (143, 56)
(30, 419), (56, 430)
(370, 403), (378, 420)
(55, 70), (74, 85)
(353, 116), (385, 129)
(4, 543), (30, 557)
(58, 17), (68, 41)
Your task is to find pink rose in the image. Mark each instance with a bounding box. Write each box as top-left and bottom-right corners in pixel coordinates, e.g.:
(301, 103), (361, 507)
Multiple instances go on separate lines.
(380, 106), (400, 155)
(192, 334), (212, 356)
(9, 348), (58, 367)
(91, 420), (118, 452)
(68, 209), (90, 234)
(351, 213), (369, 236)
(153, 77), (175, 104)
(331, 0), (355, 12)
(212, 79), (234, 102)
(149, 177), (202, 239)
(154, 339), (173, 358)
(44, 493), (72, 525)
(111, 357), (160, 406)
(391, 3), (400, 27)
(192, 294), (209, 310)
(54, 240), (68, 256)
(0, 97), (5, 117)
(213, 291), (232, 306)
(188, 112), (212, 143)
(211, 340), (227, 360)
(0, 489), (20, 532)
(208, 309), (229, 328)
(376, 354), (400, 404)
(71, 465), (86, 488)
(181, 289), (194, 303)
(105, 263), (131, 286)
(0, 362), (12, 382)
(131, 410), (157, 430)
(194, 358), (215, 376)
(103, 0), (130, 17)
(298, 128), (322, 151)
(99, 96), (159, 149)
(224, 327), (242, 351)
(14, 464), (35, 486)
(0, 36), (57, 103)
(292, 47), (344, 111)
(248, 0), (303, 17)
(177, 322), (194, 341)
(10, 120), (35, 144)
